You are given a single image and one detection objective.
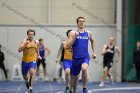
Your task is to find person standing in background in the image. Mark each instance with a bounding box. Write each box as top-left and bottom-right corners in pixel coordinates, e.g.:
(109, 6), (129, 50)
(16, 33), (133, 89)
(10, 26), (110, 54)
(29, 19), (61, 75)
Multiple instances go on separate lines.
(133, 41), (140, 82)
(0, 44), (8, 80)
(36, 38), (51, 81)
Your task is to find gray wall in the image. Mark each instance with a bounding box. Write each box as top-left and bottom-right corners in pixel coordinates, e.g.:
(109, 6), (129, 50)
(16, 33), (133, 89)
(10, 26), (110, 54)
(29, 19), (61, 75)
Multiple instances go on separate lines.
(0, 0), (115, 25)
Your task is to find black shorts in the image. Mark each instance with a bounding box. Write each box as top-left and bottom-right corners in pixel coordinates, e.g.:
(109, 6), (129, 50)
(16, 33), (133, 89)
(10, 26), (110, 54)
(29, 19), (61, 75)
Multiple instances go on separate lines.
(103, 61), (113, 70)
(37, 58), (46, 68)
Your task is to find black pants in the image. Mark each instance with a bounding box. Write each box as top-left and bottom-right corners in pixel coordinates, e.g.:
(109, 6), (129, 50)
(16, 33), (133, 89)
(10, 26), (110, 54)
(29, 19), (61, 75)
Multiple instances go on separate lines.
(37, 58), (46, 69)
(135, 63), (140, 80)
(0, 62), (8, 79)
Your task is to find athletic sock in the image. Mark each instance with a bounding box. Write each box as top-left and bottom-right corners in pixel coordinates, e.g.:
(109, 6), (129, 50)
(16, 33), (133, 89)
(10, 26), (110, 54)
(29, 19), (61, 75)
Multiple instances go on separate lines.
(83, 88), (87, 91)
(29, 76), (32, 87)
(25, 81), (29, 89)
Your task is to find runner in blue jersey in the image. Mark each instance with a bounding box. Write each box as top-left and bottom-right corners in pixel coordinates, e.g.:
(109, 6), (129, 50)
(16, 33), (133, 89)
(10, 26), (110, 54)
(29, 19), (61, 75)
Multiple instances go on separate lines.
(66, 17), (96, 93)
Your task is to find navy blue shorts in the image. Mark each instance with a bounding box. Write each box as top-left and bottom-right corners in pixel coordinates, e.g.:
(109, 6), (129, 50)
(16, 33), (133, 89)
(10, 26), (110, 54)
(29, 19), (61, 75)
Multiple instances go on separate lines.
(103, 61), (113, 70)
(22, 60), (36, 76)
(71, 56), (90, 76)
(63, 59), (72, 70)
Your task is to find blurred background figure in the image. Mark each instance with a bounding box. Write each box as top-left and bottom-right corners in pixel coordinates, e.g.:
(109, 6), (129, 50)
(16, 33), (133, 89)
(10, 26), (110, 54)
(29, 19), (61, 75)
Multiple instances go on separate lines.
(0, 44), (8, 80)
(133, 41), (140, 82)
(36, 38), (51, 81)
(99, 37), (120, 87)
(53, 39), (65, 82)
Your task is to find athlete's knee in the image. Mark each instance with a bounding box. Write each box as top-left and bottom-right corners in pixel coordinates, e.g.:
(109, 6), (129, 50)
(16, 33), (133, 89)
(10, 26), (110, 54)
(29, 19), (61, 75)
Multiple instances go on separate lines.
(29, 69), (35, 76)
(82, 63), (88, 72)
(82, 66), (87, 73)
(74, 78), (79, 82)
(103, 67), (108, 73)
(65, 69), (70, 76)
(72, 76), (79, 81)
(30, 72), (35, 76)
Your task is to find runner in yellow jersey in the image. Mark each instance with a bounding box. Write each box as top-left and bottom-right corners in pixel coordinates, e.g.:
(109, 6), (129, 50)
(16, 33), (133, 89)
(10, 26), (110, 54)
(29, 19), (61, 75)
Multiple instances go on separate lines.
(18, 29), (41, 93)
(56, 30), (73, 93)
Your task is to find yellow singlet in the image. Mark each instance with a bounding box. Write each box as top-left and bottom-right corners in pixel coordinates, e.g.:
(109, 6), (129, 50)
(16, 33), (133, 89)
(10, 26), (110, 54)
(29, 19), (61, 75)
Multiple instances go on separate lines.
(63, 44), (73, 60)
(22, 40), (38, 62)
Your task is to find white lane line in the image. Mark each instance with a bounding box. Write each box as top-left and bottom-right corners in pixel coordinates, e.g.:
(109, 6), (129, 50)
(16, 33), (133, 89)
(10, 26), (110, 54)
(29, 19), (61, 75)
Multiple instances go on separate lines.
(0, 89), (61, 93)
(57, 87), (140, 93)
(15, 83), (24, 93)
(57, 91), (64, 93)
(88, 87), (140, 92)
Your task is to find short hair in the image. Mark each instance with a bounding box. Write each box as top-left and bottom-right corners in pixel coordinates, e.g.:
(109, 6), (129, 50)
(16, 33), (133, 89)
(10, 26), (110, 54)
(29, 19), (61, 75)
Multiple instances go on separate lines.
(76, 16), (85, 23)
(109, 37), (115, 41)
(66, 29), (72, 37)
(39, 38), (43, 41)
(27, 29), (36, 35)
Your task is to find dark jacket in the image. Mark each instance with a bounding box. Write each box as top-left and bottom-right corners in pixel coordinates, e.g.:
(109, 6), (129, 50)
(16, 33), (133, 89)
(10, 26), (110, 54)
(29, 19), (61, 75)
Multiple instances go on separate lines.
(133, 47), (140, 64)
(0, 51), (4, 63)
